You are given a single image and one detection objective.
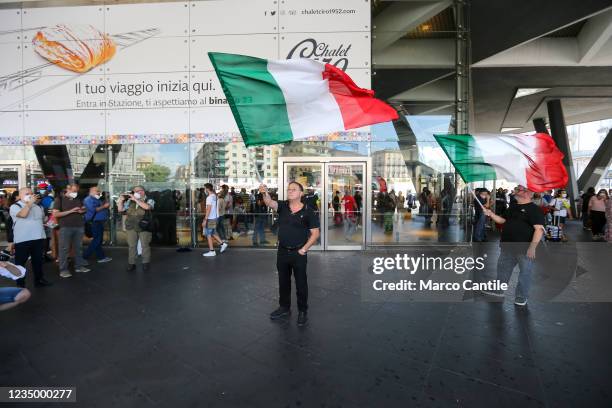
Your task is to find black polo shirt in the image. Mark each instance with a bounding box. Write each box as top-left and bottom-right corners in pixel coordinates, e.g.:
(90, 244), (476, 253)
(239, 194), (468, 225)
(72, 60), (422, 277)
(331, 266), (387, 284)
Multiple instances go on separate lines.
(277, 200), (320, 248)
(501, 202), (545, 242)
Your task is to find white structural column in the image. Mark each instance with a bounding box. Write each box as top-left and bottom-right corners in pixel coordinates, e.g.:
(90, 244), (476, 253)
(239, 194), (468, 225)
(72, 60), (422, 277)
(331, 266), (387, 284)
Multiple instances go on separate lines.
(373, 0), (452, 51)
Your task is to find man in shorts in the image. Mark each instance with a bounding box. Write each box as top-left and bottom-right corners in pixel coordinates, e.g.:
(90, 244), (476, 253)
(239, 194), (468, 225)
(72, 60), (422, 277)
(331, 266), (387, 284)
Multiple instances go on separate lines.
(0, 261), (31, 311)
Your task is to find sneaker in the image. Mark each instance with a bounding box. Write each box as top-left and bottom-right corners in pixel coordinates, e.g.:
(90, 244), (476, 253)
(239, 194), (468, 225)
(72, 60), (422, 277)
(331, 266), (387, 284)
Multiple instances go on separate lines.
(126, 264), (136, 271)
(514, 297), (528, 306)
(297, 311), (308, 327)
(480, 289), (505, 297)
(220, 242), (228, 253)
(269, 307), (291, 320)
(97, 257), (112, 263)
(203, 251), (216, 257)
(59, 270), (72, 278)
(75, 266), (90, 273)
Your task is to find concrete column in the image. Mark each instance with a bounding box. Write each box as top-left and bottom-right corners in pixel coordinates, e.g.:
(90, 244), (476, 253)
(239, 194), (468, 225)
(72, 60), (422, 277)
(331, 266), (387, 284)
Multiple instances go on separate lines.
(547, 99), (579, 210)
(533, 117), (548, 134)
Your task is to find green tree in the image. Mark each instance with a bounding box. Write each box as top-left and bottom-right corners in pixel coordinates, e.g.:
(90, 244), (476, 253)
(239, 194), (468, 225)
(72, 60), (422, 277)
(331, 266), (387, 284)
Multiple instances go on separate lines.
(143, 164), (171, 182)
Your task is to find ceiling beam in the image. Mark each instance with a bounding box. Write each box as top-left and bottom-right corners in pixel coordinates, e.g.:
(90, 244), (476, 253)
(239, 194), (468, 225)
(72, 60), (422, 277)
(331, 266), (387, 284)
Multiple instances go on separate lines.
(389, 80), (454, 102)
(373, 0), (452, 51)
(373, 39), (455, 68)
(473, 37), (612, 67)
(578, 8), (612, 63)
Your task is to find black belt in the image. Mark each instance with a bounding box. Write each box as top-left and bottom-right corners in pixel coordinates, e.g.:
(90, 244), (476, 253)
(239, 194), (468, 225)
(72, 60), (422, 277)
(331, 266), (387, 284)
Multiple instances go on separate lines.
(279, 243), (306, 251)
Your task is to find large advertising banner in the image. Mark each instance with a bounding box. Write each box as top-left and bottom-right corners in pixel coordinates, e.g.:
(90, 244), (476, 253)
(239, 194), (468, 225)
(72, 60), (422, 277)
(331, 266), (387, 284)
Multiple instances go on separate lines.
(0, 0), (371, 143)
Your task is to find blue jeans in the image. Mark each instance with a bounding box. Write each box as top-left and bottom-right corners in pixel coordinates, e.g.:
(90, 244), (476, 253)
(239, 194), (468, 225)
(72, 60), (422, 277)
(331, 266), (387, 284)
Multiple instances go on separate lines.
(252, 217), (266, 244)
(83, 221), (106, 260)
(344, 216), (357, 240)
(473, 212), (487, 241)
(0, 287), (23, 304)
(216, 217), (227, 240)
(496, 247), (535, 299)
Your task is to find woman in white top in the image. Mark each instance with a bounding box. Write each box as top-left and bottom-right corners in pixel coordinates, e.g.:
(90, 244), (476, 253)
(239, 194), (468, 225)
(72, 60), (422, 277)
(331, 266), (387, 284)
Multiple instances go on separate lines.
(202, 183), (228, 257)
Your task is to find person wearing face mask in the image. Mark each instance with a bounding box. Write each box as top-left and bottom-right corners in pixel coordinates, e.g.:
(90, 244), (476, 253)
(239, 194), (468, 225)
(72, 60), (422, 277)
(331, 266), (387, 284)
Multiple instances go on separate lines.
(117, 186), (155, 271)
(83, 186), (112, 264)
(482, 185), (545, 307)
(9, 187), (52, 287)
(549, 189), (573, 241)
(53, 184), (89, 278)
(588, 189), (609, 241)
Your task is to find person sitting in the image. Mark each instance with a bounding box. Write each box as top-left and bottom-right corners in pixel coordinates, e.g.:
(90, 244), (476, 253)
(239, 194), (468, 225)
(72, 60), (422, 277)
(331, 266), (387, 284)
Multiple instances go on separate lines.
(0, 260), (31, 311)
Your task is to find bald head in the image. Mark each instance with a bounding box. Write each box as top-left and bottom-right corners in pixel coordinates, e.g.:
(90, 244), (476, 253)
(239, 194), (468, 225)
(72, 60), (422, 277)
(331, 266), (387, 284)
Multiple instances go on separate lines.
(18, 187), (31, 197)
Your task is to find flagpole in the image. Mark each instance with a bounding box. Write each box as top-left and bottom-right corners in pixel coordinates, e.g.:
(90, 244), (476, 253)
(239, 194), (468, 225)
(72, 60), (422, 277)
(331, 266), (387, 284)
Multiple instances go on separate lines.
(469, 185), (485, 211)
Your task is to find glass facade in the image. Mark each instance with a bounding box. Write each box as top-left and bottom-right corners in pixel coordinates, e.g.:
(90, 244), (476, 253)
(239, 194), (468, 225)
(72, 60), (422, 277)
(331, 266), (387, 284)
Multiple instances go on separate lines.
(0, 135), (471, 249)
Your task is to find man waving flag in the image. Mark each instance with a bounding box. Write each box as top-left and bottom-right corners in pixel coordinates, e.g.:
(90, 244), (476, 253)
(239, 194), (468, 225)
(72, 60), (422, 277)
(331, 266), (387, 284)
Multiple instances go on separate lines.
(209, 52), (398, 147)
(434, 133), (568, 192)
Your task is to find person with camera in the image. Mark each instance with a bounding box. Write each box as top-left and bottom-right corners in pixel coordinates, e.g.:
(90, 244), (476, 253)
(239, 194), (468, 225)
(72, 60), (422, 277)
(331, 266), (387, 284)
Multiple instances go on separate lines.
(83, 186), (112, 264)
(118, 186), (154, 271)
(9, 187), (52, 287)
(0, 260), (30, 311)
(53, 183), (90, 278)
(260, 181), (320, 327)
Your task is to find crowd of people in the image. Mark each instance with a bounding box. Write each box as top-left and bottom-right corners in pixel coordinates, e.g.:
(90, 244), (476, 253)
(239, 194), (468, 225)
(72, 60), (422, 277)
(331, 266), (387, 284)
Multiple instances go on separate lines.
(472, 186), (612, 242)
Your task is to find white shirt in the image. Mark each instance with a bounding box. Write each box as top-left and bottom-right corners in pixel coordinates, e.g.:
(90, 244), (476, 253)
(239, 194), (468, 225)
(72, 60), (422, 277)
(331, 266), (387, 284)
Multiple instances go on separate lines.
(206, 194), (218, 220)
(9, 201), (46, 244)
(550, 197), (569, 217)
(0, 264), (26, 280)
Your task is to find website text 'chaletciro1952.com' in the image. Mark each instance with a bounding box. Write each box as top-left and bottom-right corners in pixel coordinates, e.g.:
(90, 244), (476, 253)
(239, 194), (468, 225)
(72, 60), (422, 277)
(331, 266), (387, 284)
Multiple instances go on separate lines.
(300, 8), (357, 15)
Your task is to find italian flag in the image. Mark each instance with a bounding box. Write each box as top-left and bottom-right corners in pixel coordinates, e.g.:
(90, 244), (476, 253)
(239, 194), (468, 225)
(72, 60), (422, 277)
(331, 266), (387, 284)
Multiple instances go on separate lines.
(208, 52), (398, 147)
(434, 133), (568, 192)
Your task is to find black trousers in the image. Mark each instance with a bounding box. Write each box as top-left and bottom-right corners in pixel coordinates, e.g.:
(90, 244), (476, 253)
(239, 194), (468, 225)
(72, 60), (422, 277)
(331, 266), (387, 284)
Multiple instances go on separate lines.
(590, 210), (606, 235)
(277, 247), (308, 312)
(15, 238), (45, 286)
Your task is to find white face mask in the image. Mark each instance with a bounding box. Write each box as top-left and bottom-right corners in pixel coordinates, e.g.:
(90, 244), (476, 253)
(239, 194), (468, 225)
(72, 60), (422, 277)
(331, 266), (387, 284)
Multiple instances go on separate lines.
(39, 190), (46, 195)
(22, 194), (32, 203)
(93, 194), (101, 200)
(561, 193), (567, 198)
(134, 192), (142, 200)
(68, 192), (77, 199)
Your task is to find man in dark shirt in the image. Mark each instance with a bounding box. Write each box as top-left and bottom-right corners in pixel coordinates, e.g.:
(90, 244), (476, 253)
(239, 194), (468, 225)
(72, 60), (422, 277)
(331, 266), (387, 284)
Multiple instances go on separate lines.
(483, 185), (545, 306)
(260, 181), (320, 326)
(53, 184), (89, 278)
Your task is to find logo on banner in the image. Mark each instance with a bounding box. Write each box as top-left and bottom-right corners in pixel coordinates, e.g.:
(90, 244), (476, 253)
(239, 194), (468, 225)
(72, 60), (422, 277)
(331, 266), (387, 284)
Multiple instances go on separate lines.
(287, 38), (352, 71)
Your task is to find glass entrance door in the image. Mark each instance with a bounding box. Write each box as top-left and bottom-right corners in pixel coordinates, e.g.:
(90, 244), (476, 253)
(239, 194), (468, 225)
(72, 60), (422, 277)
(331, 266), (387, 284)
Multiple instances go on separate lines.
(325, 162), (365, 250)
(280, 157), (370, 250)
(282, 162), (323, 249)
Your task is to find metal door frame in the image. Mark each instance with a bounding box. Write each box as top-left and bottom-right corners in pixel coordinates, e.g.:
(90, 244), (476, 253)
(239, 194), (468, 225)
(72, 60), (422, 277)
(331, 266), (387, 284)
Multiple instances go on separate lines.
(0, 161), (27, 189)
(279, 156), (371, 251)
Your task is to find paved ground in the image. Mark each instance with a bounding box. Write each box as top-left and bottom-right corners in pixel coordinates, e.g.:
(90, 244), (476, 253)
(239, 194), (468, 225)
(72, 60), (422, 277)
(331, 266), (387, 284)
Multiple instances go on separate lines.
(1, 222), (611, 407)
